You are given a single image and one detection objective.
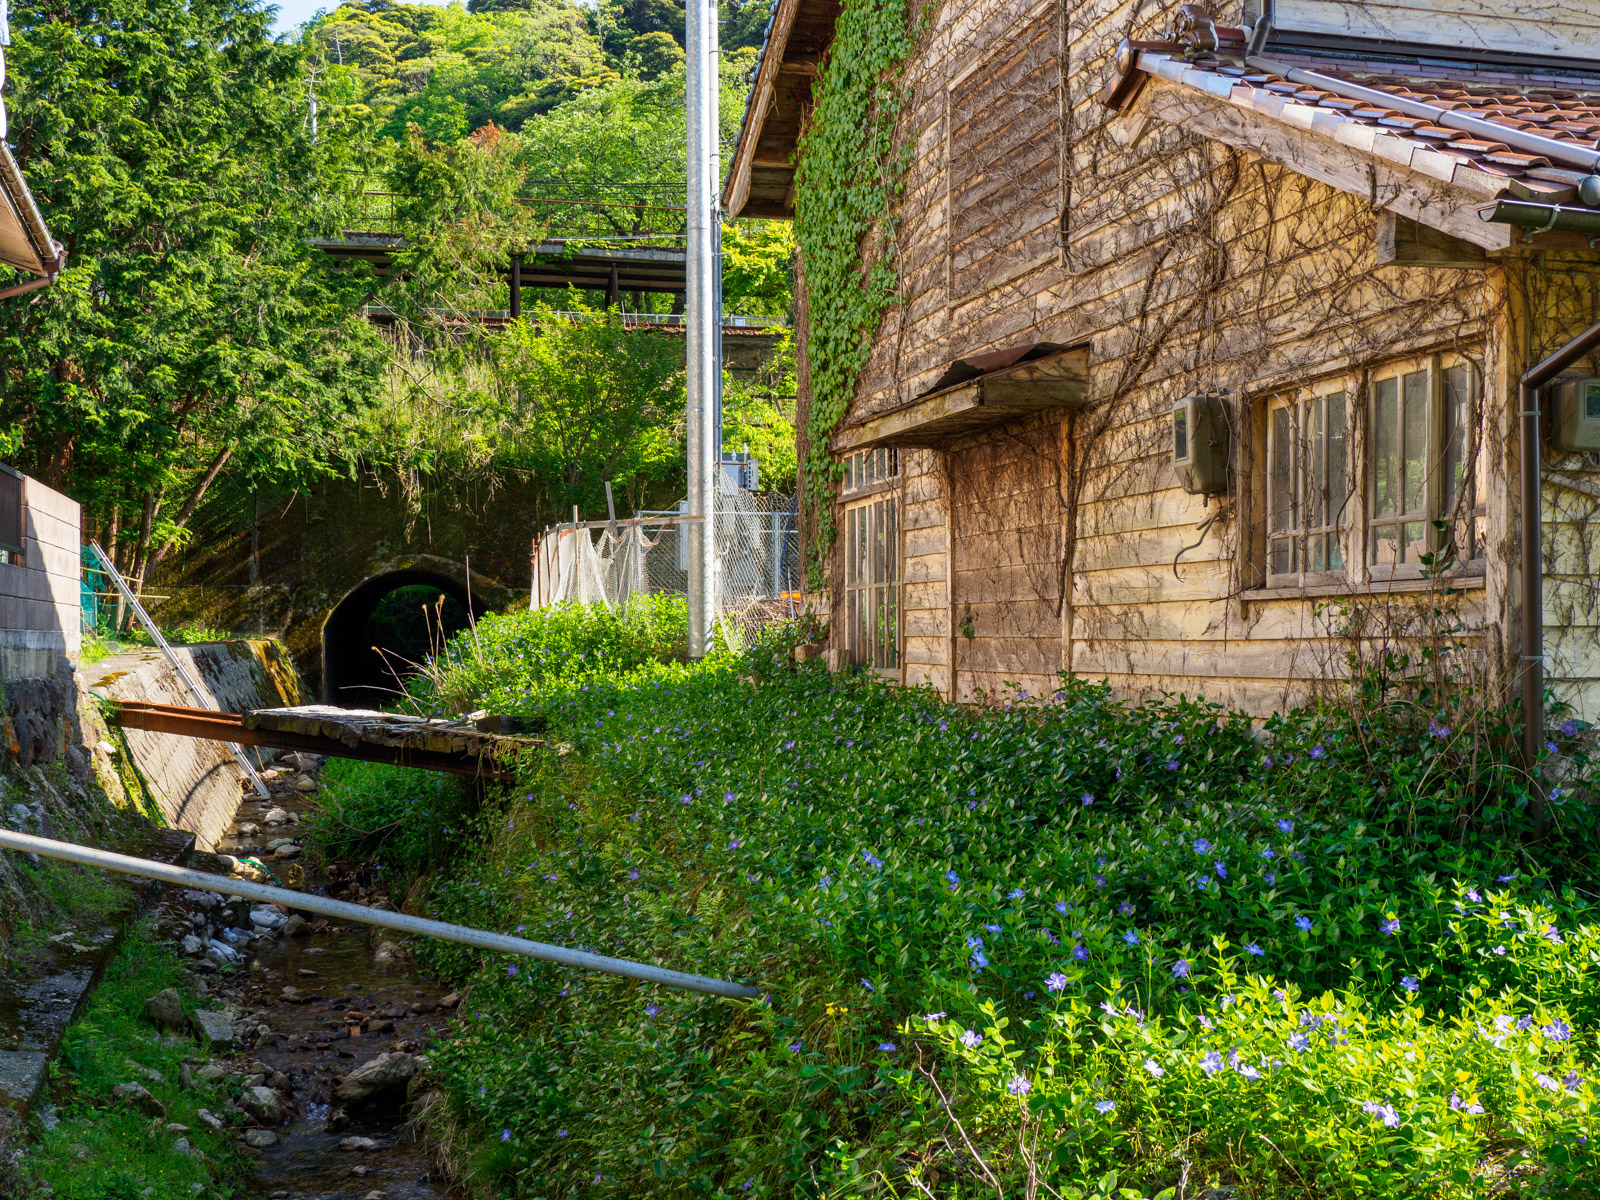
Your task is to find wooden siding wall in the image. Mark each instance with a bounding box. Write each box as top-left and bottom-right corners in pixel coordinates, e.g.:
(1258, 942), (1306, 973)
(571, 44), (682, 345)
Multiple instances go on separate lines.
(832, 0), (1535, 715)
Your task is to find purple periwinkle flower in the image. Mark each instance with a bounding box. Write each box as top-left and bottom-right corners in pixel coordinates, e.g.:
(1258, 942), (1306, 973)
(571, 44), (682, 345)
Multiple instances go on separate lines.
(1123, 929), (1140, 946)
(1295, 915), (1314, 932)
(1276, 819), (1294, 834)
(960, 1029), (982, 1049)
(501, 1129), (511, 1142)
(861, 979), (874, 992)
(1245, 943), (1264, 956)
(1449, 1091), (1485, 1114)
(1073, 944), (1089, 962)
(1362, 1101), (1400, 1129)
(1194, 838), (1213, 854)
(1095, 1098), (1116, 1114)
(1009, 888), (1025, 899)
(1200, 1051), (1224, 1075)
(970, 950), (989, 970)
(1144, 1058), (1165, 1077)
(1008, 1075), (1032, 1096)
(1400, 976), (1419, 993)
(1465, 888), (1481, 902)
(645, 1004), (660, 1017)
(877, 1042), (896, 1052)
(1236, 1062), (1261, 1080)
(1215, 861), (1228, 880)
(1543, 1018), (1572, 1042)
(1310, 745), (1325, 759)
(1287, 1032), (1309, 1052)
(1380, 917), (1401, 936)
(1081, 792), (1095, 805)
(1172, 959), (1190, 979)
(1055, 900), (1069, 915)
(1046, 972), (1069, 992)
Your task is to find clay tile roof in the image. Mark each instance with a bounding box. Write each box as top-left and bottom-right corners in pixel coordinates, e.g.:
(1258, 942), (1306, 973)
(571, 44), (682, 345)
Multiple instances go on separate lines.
(1123, 53), (1600, 210)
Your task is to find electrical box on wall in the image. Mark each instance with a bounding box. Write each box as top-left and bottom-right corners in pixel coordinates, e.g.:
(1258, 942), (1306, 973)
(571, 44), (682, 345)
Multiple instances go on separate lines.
(1173, 395), (1230, 495)
(1553, 377), (1600, 452)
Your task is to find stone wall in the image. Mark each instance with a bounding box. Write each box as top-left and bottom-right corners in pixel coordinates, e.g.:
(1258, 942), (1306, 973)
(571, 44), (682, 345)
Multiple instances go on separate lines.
(82, 640), (305, 850)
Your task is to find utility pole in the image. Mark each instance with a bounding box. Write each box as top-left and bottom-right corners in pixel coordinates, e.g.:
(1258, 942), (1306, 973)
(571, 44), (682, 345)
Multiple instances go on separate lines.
(685, 0), (719, 657)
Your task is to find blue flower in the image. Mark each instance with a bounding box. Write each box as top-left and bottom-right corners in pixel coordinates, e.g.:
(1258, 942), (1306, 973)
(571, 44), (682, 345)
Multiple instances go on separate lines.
(861, 851), (883, 869)
(1310, 745), (1325, 759)
(1449, 1091), (1485, 1114)
(645, 1004), (660, 1017)
(945, 870), (961, 889)
(789, 1041), (803, 1052)
(1400, 976), (1419, 993)
(1095, 1098), (1116, 1114)
(1264, 872), (1276, 885)
(861, 979), (874, 992)
(1143, 1058), (1164, 1078)
(966, 936), (984, 949)
(1200, 1051), (1223, 1075)
(970, 950), (989, 970)
(877, 1042), (896, 1052)
(1008, 888), (1025, 899)
(1193, 838), (1212, 854)
(1007, 1075), (1032, 1096)
(984, 924), (1002, 933)
(1215, 861), (1228, 880)
(1276, 818), (1294, 834)
(1380, 917), (1401, 935)
(961, 1029), (982, 1049)
(1361, 1101), (1400, 1129)
(1073, 944), (1089, 962)
(1081, 793), (1095, 805)
(1287, 1032), (1309, 1052)
(1295, 915), (1314, 932)
(1172, 959), (1190, 978)
(1123, 929), (1140, 946)
(1245, 943), (1263, 956)
(1465, 888), (1481, 902)
(1055, 900), (1069, 915)
(1543, 1018), (1572, 1042)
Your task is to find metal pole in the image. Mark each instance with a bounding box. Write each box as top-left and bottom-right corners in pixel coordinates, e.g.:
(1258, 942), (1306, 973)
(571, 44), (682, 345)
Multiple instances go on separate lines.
(0, 828), (761, 1000)
(510, 254), (522, 320)
(685, 0), (719, 658)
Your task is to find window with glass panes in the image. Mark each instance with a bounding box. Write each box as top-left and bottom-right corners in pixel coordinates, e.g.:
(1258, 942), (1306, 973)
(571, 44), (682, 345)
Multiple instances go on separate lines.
(841, 448), (900, 671)
(1369, 358), (1482, 571)
(1267, 389), (1348, 583)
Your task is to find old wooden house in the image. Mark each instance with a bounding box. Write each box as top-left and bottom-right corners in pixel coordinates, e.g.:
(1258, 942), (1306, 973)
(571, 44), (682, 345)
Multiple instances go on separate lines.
(725, 0), (1600, 727)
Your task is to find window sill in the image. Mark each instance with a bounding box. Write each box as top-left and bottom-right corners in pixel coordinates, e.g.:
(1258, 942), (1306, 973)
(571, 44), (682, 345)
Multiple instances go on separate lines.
(1242, 569), (1485, 606)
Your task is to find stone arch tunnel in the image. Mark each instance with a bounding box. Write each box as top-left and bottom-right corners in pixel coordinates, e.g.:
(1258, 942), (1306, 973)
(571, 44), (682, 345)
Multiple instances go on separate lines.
(321, 567), (492, 708)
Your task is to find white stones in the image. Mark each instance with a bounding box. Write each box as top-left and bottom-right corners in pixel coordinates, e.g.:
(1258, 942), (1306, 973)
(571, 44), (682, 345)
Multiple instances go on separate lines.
(243, 1128), (279, 1148)
(250, 907), (288, 930)
(334, 1052), (421, 1104)
(196, 1109), (226, 1133)
(262, 807), (291, 825)
(240, 1085), (283, 1123)
(272, 844), (303, 860)
(339, 1136), (380, 1152)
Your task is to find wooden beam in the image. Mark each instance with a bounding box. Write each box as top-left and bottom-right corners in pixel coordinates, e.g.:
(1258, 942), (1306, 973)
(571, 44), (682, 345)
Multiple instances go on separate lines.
(1138, 75), (1514, 253)
(1375, 211), (1487, 269)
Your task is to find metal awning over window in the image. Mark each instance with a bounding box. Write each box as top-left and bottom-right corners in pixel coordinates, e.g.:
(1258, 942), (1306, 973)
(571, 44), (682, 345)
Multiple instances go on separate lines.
(831, 344), (1089, 452)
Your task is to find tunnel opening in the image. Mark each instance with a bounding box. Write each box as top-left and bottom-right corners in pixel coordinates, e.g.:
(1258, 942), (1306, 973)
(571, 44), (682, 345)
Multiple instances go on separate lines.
(322, 571), (485, 708)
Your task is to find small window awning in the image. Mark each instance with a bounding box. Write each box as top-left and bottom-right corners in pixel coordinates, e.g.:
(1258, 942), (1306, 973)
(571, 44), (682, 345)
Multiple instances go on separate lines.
(831, 344), (1089, 452)
(0, 143), (61, 279)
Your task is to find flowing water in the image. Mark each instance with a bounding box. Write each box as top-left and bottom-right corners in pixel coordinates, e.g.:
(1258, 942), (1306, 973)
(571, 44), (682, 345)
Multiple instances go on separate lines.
(215, 775), (462, 1200)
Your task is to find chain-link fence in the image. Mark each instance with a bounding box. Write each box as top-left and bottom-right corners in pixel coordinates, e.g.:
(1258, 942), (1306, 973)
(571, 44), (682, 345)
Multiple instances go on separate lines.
(531, 486), (801, 648)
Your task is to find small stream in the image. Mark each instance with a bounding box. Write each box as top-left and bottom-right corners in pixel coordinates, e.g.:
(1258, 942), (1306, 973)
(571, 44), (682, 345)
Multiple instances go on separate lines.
(216, 769), (463, 1200)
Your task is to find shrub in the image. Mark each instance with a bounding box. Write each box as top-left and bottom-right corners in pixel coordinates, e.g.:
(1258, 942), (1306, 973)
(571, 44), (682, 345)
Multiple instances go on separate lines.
(310, 607), (1600, 1197)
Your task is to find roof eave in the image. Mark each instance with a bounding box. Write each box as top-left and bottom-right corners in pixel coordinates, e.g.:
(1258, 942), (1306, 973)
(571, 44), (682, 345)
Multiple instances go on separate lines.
(0, 142), (61, 281)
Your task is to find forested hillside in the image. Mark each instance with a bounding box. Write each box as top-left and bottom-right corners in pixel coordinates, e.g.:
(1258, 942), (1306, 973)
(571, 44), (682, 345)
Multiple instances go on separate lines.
(0, 0), (795, 585)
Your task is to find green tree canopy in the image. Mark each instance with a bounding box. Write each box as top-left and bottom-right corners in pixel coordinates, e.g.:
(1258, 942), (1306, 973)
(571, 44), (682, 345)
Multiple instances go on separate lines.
(0, 0), (387, 586)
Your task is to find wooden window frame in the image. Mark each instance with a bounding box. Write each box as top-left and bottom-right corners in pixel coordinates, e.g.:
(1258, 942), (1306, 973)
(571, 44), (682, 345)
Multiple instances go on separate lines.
(1365, 353), (1484, 583)
(1266, 386), (1351, 589)
(1245, 348), (1485, 598)
(0, 465), (25, 566)
(841, 449), (901, 674)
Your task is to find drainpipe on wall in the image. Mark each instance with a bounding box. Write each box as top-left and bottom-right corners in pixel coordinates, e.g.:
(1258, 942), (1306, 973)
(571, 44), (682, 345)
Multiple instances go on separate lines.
(1518, 316), (1600, 802)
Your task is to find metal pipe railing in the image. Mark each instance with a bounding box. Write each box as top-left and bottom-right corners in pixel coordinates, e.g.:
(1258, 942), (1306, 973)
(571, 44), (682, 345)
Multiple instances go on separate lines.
(0, 829), (761, 1000)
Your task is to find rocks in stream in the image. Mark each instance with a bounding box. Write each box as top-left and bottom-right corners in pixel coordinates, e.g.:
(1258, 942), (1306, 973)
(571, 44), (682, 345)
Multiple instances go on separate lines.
(335, 1052), (422, 1104)
(144, 988), (186, 1032)
(242, 1129), (279, 1149)
(339, 1136), (380, 1152)
(241, 1085), (285, 1123)
(196, 1109), (226, 1133)
(190, 1010), (236, 1051)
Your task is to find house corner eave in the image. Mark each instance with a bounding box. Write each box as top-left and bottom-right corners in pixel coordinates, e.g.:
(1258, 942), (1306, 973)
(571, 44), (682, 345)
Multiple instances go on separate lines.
(0, 142), (61, 281)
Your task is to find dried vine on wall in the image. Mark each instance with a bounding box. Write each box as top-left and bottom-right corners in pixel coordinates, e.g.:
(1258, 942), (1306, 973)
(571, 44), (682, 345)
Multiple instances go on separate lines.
(792, 0), (929, 584)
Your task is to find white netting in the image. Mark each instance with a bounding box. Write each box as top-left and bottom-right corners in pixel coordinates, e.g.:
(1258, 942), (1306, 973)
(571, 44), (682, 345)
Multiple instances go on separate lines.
(531, 485), (801, 647)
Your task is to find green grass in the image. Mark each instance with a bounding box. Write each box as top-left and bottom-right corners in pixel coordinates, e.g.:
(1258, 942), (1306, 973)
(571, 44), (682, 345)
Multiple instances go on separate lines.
(306, 603), (1600, 1199)
(21, 922), (246, 1199)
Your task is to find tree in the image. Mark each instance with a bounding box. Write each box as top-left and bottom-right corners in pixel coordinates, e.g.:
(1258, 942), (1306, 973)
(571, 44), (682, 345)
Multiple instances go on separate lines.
(493, 302), (685, 517)
(0, 0), (388, 587)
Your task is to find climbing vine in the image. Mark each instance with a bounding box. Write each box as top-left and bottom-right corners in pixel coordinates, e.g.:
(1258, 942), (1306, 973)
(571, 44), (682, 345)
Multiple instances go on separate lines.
(793, 0), (928, 583)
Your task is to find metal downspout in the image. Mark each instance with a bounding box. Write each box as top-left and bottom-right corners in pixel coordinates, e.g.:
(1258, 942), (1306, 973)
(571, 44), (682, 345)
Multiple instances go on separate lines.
(1517, 317), (1600, 804)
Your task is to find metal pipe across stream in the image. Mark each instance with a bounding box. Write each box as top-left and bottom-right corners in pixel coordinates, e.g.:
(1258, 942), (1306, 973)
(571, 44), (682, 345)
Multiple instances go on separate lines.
(0, 828), (762, 1000)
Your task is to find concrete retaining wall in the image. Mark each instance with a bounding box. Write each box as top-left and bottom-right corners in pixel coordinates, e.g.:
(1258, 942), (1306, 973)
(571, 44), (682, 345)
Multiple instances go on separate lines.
(0, 473), (81, 679)
(83, 640), (304, 850)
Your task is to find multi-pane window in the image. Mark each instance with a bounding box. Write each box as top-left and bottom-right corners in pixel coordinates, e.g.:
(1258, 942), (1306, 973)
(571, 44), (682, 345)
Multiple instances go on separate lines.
(842, 448), (899, 672)
(1268, 390), (1349, 583)
(1369, 359), (1482, 570)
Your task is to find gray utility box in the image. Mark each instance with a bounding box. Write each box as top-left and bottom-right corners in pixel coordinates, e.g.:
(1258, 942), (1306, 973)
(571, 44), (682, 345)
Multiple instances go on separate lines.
(1553, 376), (1600, 452)
(1173, 395), (1231, 495)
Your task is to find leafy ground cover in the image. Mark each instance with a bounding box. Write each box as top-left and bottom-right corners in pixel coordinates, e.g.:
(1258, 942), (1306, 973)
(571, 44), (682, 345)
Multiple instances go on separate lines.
(18, 921), (244, 1198)
(309, 601), (1600, 1198)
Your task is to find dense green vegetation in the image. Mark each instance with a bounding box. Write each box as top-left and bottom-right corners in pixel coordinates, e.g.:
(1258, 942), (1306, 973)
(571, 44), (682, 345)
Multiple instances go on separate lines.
(307, 601), (1600, 1197)
(1, 0), (798, 583)
(18, 924), (244, 1198)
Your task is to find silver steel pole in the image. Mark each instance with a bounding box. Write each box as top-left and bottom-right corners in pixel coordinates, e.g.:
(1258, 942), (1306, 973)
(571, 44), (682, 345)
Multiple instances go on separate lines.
(685, 0), (719, 657)
(0, 829), (761, 1000)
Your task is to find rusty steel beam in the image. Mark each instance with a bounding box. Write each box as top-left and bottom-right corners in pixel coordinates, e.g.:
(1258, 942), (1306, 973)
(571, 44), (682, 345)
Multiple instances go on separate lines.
(112, 702), (517, 782)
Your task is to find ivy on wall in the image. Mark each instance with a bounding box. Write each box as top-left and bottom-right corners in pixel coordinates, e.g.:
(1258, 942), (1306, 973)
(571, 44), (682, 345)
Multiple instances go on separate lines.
(793, 0), (926, 584)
